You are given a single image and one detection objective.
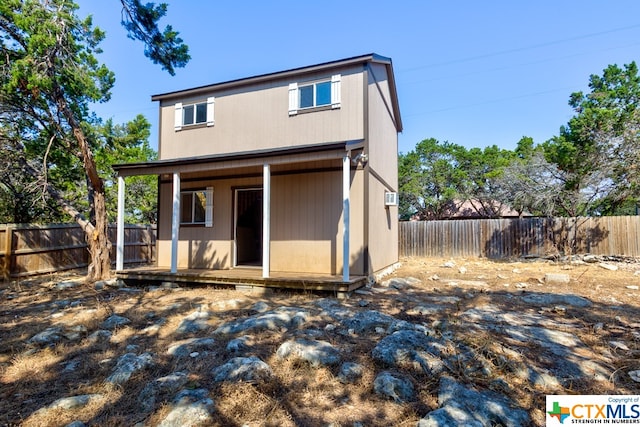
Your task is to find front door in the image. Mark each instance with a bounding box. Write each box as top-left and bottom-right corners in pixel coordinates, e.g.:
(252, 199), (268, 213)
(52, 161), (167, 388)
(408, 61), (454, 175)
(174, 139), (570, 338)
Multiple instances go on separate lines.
(234, 188), (263, 266)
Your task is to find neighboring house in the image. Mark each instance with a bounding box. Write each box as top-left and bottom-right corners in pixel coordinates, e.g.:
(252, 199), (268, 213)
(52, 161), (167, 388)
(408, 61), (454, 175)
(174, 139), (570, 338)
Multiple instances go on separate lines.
(113, 54), (402, 284)
(408, 199), (530, 221)
(448, 199), (532, 219)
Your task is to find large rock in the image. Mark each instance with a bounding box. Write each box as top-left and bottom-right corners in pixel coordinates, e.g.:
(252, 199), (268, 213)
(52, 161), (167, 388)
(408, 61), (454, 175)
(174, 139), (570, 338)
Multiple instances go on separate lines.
(100, 314), (131, 330)
(372, 330), (445, 374)
(314, 298), (355, 320)
(176, 310), (211, 334)
(344, 310), (399, 334)
(502, 325), (609, 382)
(105, 353), (154, 384)
(338, 362), (365, 383)
(87, 330), (112, 344)
(214, 307), (308, 335)
(36, 394), (104, 413)
(379, 277), (421, 289)
(138, 371), (189, 412)
(157, 388), (214, 427)
(54, 280), (83, 291)
(544, 273), (570, 284)
(521, 293), (592, 308)
(226, 335), (253, 353)
(461, 305), (609, 384)
(373, 371), (414, 403)
(343, 310), (422, 335)
(211, 356), (272, 383)
(417, 376), (530, 427)
(406, 304), (445, 316)
(276, 339), (341, 366)
(28, 327), (63, 346)
(167, 338), (216, 357)
(599, 262), (619, 271)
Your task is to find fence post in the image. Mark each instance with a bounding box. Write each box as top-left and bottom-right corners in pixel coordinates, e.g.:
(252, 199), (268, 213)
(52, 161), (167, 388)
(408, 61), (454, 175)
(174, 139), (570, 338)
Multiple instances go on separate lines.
(146, 224), (153, 263)
(3, 225), (14, 279)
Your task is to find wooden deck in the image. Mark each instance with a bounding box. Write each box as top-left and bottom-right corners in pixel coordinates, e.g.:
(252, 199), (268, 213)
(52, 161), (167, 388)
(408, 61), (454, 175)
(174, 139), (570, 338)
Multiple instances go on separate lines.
(116, 266), (368, 293)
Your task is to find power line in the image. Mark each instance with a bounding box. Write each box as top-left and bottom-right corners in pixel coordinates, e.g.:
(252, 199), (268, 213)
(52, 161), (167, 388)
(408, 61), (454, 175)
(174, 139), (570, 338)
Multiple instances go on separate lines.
(405, 86), (581, 118)
(402, 41), (640, 86)
(398, 23), (640, 73)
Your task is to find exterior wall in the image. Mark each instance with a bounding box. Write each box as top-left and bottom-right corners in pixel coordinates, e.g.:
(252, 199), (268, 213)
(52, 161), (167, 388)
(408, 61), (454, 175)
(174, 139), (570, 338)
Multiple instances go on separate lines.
(270, 169), (364, 275)
(157, 176), (261, 269)
(367, 176), (398, 272)
(157, 65), (365, 160)
(347, 169), (366, 275)
(366, 63), (400, 273)
(156, 167), (366, 275)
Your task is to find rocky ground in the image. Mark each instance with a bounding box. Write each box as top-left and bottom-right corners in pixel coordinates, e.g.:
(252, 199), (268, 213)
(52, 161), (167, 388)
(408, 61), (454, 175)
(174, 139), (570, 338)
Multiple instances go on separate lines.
(1, 256), (640, 426)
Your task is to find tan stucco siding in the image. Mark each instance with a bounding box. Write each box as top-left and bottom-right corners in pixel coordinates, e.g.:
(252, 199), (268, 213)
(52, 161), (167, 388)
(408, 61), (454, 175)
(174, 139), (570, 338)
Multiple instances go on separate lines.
(367, 63), (399, 187)
(158, 67), (365, 160)
(367, 176), (399, 273)
(347, 169), (366, 275)
(269, 169), (364, 275)
(366, 63), (399, 273)
(156, 168), (365, 275)
(157, 176), (261, 269)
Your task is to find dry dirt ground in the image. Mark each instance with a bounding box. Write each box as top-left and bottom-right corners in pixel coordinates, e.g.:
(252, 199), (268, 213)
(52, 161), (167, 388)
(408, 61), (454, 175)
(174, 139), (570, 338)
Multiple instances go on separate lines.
(1, 256), (640, 426)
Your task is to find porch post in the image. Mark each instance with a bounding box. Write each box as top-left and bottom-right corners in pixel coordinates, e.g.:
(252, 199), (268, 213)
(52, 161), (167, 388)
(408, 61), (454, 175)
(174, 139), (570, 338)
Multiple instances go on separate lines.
(116, 176), (125, 271)
(171, 172), (180, 274)
(343, 155), (350, 282)
(262, 163), (271, 278)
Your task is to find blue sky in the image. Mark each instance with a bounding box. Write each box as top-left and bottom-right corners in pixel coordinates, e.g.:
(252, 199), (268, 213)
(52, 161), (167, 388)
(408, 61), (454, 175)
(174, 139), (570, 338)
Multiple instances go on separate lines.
(79, 1), (640, 155)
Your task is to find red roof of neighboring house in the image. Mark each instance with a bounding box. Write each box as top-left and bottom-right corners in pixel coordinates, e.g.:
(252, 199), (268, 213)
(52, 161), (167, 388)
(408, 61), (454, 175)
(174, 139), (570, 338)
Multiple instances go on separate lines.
(450, 199), (529, 219)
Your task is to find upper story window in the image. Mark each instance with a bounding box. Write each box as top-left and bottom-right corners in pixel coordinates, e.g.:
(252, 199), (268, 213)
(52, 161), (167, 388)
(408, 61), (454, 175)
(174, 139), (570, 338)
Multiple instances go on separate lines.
(288, 74), (341, 116)
(299, 81), (331, 109)
(174, 97), (215, 131)
(180, 187), (213, 227)
(183, 102), (207, 126)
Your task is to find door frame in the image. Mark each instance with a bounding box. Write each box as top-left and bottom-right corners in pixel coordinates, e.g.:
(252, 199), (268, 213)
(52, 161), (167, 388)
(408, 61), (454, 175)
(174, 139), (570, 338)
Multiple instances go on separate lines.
(233, 187), (263, 268)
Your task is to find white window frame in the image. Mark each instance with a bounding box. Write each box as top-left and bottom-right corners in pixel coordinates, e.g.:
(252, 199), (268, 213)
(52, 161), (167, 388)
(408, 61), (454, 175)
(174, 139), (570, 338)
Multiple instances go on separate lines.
(180, 187), (213, 227)
(174, 97), (215, 131)
(299, 80), (331, 109)
(289, 74), (341, 116)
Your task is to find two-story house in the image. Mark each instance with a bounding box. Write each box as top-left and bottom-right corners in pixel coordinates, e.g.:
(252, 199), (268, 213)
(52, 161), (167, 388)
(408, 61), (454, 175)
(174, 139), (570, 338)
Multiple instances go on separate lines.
(114, 53), (402, 290)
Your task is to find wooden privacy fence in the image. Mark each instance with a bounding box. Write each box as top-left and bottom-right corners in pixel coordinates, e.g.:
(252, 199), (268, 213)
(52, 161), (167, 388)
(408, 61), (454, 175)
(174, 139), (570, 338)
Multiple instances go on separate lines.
(0, 223), (156, 278)
(399, 216), (640, 259)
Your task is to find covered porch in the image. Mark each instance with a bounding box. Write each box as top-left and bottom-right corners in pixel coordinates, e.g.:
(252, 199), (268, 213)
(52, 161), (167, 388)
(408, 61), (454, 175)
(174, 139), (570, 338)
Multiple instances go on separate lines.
(113, 141), (368, 289)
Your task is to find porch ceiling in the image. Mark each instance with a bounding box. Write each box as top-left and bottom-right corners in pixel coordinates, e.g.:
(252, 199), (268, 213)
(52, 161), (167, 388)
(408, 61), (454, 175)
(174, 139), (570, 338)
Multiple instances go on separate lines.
(168, 158), (344, 182)
(113, 141), (363, 178)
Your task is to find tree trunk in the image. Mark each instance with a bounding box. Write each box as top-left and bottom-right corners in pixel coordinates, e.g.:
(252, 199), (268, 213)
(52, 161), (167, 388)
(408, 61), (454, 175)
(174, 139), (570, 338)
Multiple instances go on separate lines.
(87, 190), (111, 281)
(69, 126), (112, 282)
(54, 90), (112, 281)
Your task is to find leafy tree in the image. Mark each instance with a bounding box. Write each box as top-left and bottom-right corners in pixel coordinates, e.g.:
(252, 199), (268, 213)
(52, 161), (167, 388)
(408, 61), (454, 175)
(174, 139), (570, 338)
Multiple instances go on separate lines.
(455, 144), (515, 217)
(94, 115), (157, 224)
(0, 0), (187, 280)
(0, 122), (63, 223)
(398, 138), (466, 220)
(495, 137), (562, 217)
(542, 62), (640, 216)
(0, 0), (115, 282)
(399, 138), (519, 220)
(119, 0), (190, 75)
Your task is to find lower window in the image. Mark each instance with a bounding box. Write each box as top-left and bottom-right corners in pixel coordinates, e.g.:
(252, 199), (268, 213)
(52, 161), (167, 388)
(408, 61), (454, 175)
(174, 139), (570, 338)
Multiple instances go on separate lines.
(180, 188), (213, 226)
